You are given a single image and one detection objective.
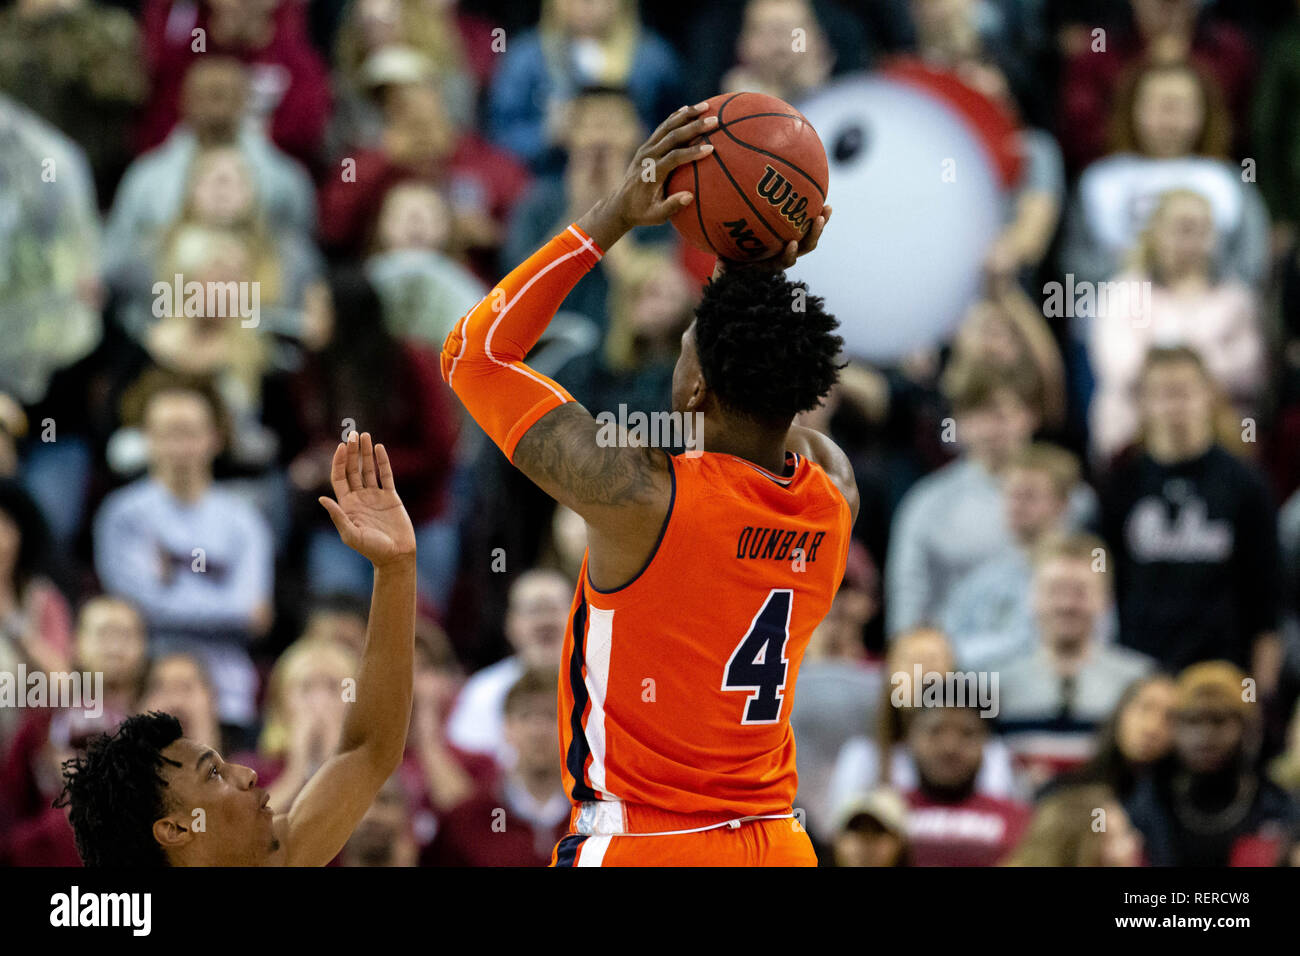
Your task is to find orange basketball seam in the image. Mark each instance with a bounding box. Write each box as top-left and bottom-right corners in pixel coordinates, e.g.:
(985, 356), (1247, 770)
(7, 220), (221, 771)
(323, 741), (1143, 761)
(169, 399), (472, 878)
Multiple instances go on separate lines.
(690, 158), (721, 257)
(715, 125), (827, 202)
(715, 112), (804, 130)
(702, 131), (788, 249)
(714, 91), (826, 201)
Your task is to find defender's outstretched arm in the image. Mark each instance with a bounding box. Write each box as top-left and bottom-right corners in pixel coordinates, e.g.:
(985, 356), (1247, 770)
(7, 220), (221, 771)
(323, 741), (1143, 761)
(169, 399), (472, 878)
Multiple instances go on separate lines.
(278, 433), (418, 866)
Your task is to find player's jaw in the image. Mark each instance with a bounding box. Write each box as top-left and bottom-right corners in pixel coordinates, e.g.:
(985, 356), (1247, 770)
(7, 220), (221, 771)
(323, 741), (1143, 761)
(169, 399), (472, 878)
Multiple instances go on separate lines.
(153, 737), (281, 866)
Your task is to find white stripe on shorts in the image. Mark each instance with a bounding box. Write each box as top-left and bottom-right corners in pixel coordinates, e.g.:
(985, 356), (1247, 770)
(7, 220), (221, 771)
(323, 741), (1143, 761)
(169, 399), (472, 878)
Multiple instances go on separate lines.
(577, 835), (612, 867)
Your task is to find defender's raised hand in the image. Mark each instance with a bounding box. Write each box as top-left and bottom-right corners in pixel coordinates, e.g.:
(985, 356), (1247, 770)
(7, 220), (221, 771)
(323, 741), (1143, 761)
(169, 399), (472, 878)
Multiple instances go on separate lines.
(577, 103), (717, 249)
(318, 432), (416, 568)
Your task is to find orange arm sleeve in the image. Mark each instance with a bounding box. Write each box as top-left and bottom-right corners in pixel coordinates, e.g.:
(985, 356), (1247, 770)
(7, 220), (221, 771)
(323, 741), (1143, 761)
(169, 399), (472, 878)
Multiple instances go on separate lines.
(440, 224), (603, 462)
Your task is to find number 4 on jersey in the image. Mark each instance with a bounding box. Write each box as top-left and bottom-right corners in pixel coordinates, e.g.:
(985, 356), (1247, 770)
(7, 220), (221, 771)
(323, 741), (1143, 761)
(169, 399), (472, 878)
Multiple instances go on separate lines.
(722, 589), (792, 724)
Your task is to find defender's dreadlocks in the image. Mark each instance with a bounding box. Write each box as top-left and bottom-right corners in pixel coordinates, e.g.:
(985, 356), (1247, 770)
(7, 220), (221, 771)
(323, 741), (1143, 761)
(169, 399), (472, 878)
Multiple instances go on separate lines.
(55, 711), (184, 867)
(694, 268), (844, 427)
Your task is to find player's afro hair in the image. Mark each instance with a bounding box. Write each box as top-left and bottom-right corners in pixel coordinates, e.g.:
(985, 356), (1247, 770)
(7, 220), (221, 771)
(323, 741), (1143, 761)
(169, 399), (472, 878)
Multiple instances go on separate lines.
(55, 711), (184, 867)
(693, 268), (844, 427)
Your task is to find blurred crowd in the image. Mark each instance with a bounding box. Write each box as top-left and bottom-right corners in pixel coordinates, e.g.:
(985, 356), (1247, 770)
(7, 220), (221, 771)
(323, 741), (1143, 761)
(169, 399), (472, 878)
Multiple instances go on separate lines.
(2, 0), (1300, 867)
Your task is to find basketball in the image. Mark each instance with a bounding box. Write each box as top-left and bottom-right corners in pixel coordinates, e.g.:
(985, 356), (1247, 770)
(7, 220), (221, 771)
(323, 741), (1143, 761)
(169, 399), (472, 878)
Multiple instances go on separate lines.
(666, 92), (829, 262)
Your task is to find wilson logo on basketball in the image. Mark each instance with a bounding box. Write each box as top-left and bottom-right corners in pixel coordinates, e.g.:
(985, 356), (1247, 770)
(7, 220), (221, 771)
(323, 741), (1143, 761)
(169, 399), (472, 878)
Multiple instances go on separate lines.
(755, 166), (813, 235)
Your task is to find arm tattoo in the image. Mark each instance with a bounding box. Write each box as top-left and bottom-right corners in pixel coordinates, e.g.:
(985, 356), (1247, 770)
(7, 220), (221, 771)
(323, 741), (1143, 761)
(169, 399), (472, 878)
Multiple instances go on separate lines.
(513, 403), (664, 509)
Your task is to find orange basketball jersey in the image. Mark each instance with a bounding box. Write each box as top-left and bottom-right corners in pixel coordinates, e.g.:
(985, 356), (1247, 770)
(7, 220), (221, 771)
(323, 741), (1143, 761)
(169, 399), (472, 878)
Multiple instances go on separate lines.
(558, 446), (852, 824)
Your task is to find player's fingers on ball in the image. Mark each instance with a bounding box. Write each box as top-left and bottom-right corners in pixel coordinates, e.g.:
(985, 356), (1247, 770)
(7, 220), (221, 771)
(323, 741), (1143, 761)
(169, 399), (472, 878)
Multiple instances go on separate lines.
(648, 102), (708, 148)
(654, 114), (717, 155)
(646, 193), (693, 221)
(657, 142), (712, 179)
(359, 432), (377, 488)
(645, 105), (693, 147)
(807, 213), (825, 242)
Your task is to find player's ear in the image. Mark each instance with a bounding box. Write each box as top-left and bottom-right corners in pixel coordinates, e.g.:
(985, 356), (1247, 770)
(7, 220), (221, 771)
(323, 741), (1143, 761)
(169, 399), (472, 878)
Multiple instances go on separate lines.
(685, 375), (707, 412)
(153, 814), (194, 852)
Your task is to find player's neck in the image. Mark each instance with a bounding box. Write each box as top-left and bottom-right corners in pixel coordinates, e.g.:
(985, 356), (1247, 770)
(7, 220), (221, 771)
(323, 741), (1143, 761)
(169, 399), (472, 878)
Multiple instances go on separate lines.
(703, 422), (789, 475)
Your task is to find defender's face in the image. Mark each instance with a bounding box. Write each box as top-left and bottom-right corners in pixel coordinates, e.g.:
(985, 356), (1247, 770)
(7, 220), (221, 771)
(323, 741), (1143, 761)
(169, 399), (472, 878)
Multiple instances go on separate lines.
(671, 322), (703, 416)
(157, 738), (277, 864)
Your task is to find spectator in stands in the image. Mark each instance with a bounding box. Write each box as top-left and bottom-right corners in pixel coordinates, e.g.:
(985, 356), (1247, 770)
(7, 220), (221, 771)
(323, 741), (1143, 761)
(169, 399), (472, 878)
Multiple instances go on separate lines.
(283, 268), (459, 612)
(341, 774), (420, 866)
(399, 624), (498, 851)
(1270, 253), (1300, 500)
(997, 532), (1154, 790)
(1058, 0), (1256, 172)
(137, 0), (333, 165)
(105, 57), (317, 288)
(73, 596), (149, 723)
(825, 628), (1021, 840)
(320, 65), (529, 272)
(902, 0), (1042, 125)
(297, 591), (370, 656)
(829, 787), (909, 867)
(0, 596), (146, 866)
(115, 142), (325, 346)
(557, 245), (698, 417)
(942, 443), (1082, 670)
(105, 230), (284, 475)
(364, 181), (487, 348)
(945, 277), (1068, 432)
(1126, 661), (1298, 866)
(1252, 5), (1300, 259)
(487, 0), (683, 172)
(1042, 673), (1178, 803)
(891, 0), (1067, 284)
(1089, 189), (1265, 466)
(1006, 783), (1144, 866)
(1271, 698), (1300, 800)
(791, 541), (882, 838)
(899, 704), (1032, 866)
(683, 0), (868, 105)
(331, 0), (479, 151)
(2, 597), (143, 815)
(424, 668), (568, 866)
(719, 0), (834, 104)
(887, 361), (1095, 636)
(541, 505), (588, 583)
(445, 570), (570, 764)
(1061, 61), (1269, 289)
(0, 97), (102, 411)
(0, 0), (145, 203)
(504, 86), (674, 335)
(138, 651), (224, 754)
(93, 376), (274, 731)
(256, 638), (357, 812)
(0, 480), (73, 688)
(1099, 347), (1283, 684)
